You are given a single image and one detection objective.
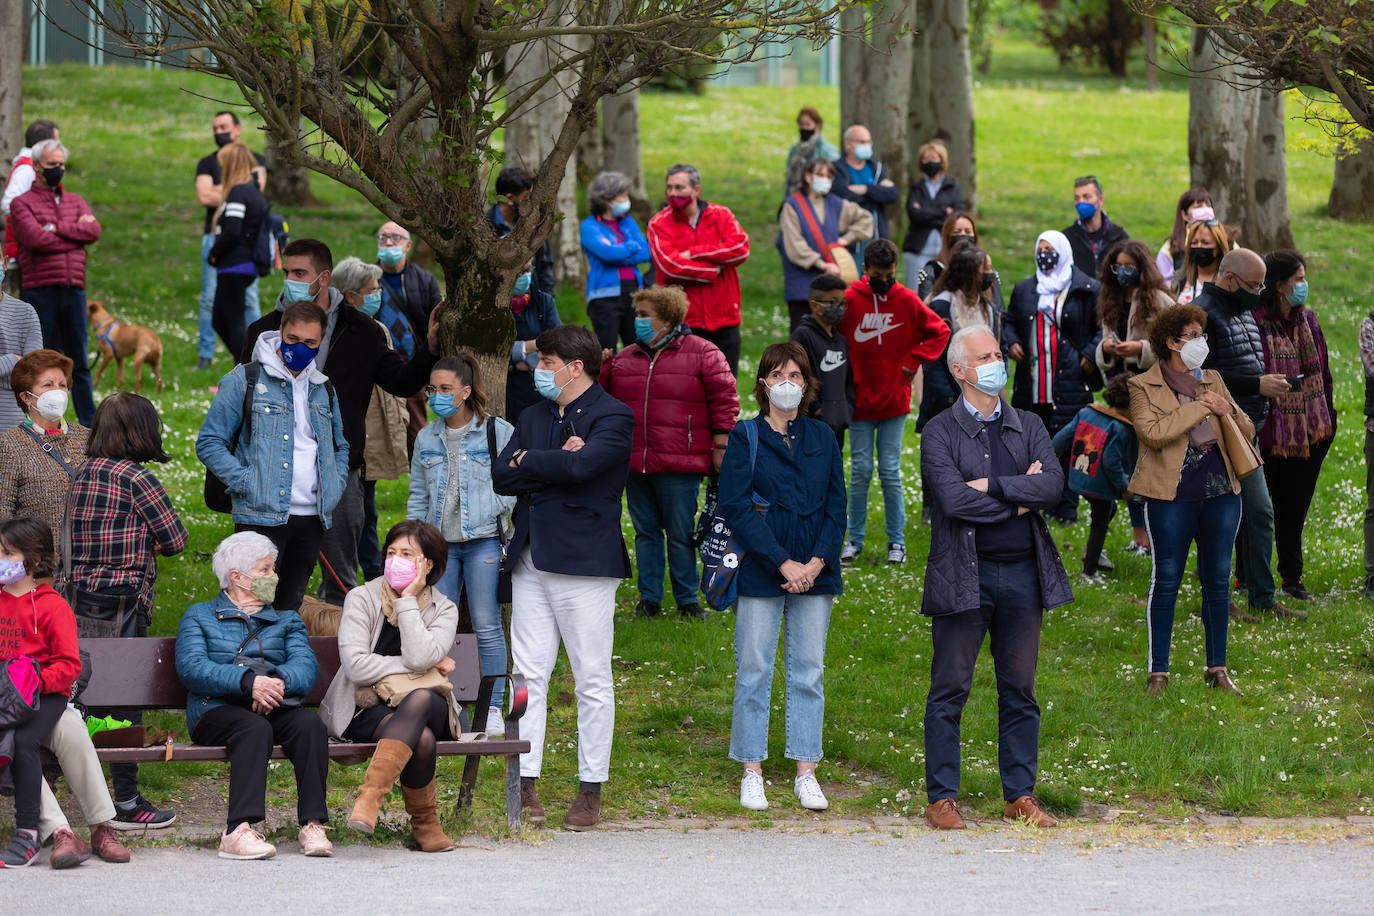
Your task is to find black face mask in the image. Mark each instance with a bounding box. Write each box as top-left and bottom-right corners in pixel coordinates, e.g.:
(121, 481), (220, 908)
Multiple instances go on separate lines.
(42, 166), (64, 188)
(820, 303), (847, 325)
(920, 160), (942, 178)
(951, 232), (976, 244)
(869, 277), (894, 296)
(1035, 249), (1059, 274)
(214, 131), (233, 148)
(979, 274), (994, 291)
(799, 128), (816, 143)
(1189, 247), (1216, 268)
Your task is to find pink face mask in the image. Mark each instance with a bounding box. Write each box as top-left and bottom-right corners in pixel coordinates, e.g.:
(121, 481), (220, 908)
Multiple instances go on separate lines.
(384, 556), (418, 591)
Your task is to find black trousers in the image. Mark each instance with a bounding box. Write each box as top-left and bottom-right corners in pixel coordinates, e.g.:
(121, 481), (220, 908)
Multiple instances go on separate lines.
(357, 479), (383, 581)
(786, 299), (810, 334)
(11, 693), (69, 830)
(588, 280), (638, 351)
(236, 514), (325, 612)
(690, 324), (741, 376)
(924, 556), (1043, 804)
(1263, 438), (1332, 584)
(1082, 497), (1118, 573)
(191, 704), (330, 830)
(213, 271), (254, 363)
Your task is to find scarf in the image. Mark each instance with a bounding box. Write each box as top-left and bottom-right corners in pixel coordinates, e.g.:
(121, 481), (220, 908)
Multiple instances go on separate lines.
(1030, 230), (1074, 404)
(1034, 230), (1074, 311)
(1159, 360), (1219, 449)
(380, 582), (433, 626)
(1257, 308), (1333, 457)
(510, 293), (531, 316)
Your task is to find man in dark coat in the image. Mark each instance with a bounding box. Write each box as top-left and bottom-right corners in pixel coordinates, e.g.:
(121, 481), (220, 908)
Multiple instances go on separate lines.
(1063, 175), (1128, 278)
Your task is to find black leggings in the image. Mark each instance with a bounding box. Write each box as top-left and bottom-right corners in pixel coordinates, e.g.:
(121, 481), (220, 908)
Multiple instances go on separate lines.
(366, 690), (450, 789)
(1082, 497), (1118, 574)
(11, 694), (70, 831)
(214, 270), (254, 362)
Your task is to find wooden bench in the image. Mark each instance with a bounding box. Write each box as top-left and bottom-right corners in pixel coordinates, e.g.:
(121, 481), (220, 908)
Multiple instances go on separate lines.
(78, 634), (530, 830)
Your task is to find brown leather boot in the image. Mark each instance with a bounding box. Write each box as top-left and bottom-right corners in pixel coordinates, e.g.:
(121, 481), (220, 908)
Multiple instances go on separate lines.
(521, 782), (547, 827)
(1205, 666), (1244, 696)
(400, 780), (454, 852)
(348, 738), (414, 832)
(924, 799), (966, 830)
(1004, 795), (1058, 828)
(1145, 672), (1168, 696)
(563, 789), (602, 831)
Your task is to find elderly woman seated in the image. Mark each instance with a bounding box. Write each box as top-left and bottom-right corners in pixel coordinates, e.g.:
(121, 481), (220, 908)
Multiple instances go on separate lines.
(175, 531), (331, 860)
(320, 519), (460, 853)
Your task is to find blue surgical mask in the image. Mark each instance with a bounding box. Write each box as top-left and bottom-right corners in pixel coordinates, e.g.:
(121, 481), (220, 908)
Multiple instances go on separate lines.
(635, 316), (660, 346)
(1075, 200), (1098, 221)
(513, 272), (532, 296)
(279, 340), (319, 371)
(377, 246), (405, 266)
(0, 558), (26, 585)
(429, 393), (460, 418)
(1287, 281), (1308, 307)
(282, 278), (316, 303)
(534, 366), (564, 401)
(966, 360), (1007, 396)
(853, 144), (873, 161)
(360, 291), (382, 317)
(611, 200), (632, 218)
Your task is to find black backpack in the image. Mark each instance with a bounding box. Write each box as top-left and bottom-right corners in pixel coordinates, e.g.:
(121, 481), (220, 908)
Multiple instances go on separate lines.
(251, 205), (289, 278)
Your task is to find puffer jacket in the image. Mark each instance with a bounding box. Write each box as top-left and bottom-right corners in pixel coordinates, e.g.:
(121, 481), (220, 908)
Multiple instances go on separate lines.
(598, 328), (739, 475)
(175, 591), (318, 733)
(9, 183), (101, 289)
(1003, 267), (1103, 432)
(406, 414), (517, 541)
(916, 290), (1005, 433)
(1195, 282), (1268, 428)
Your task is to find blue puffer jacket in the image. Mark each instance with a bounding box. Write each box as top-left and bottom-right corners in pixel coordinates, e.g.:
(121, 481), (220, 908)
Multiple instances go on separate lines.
(580, 214), (649, 302)
(175, 591), (318, 733)
(407, 415), (517, 541)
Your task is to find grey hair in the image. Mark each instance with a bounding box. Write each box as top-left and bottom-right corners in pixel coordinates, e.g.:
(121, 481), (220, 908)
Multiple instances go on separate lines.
(842, 124), (868, 143)
(330, 256), (383, 293)
(665, 163), (700, 188)
(31, 139), (67, 162)
(946, 324), (997, 376)
(212, 531), (279, 590)
(587, 171), (633, 216)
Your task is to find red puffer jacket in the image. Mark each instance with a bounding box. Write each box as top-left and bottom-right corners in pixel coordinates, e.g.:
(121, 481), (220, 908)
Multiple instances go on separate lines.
(646, 201), (750, 331)
(10, 184), (101, 289)
(599, 330), (740, 475)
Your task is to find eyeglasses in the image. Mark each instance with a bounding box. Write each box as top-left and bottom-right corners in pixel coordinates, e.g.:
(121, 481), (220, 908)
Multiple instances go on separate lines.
(377, 233), (407, 243)
(1239, 278), (1266, 294)
(422, 385), (460, 396)
(1179, 332), (1207, 342)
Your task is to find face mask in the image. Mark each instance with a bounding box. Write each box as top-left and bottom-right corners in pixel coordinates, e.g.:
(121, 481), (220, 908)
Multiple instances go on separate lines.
(668, 194), (694, 211)
(920, 160), (942, 178)
(31, 389), (68, 421)
(214, 131), (233, 148)
(42, 166), (64, 188)
(799, 128), (816, 142)
(384, 555), (418, 592)
(634, 316), (661, 346)
(1287, 281), (1308, 307)
(1232, 286), (1262, 311)
(0, 558), (26, 585)
(853, 144), (873, 161)
(246, 573), (278, 604)
(279, 340), (319, 371)
(820, 302), (847, 325)
(359, 291), (382, 317)
(951, 232), (976, 244)
(1035, 249), (1059, 274)
(534, 366), (565, 401)
(964, 360), (1007, 396)
(1189, 247), (1216, 268)
(611, 199), (632, 218)
(1113, 265), (1140, 287)
(1176, 338), (1209, 370)
(810, 176), (832, 196)
(377, 246), (405, 266)
(1075, 200), (1098, 221)
(1189, 205), (1215, 222)
(869, 277), (894, 296)
(767, 379), (804, 412)
(429, 392), (460, 418)
(979, 275), (994, 292)
(512, 272), (532, 297)
(282, 277), (317, 303)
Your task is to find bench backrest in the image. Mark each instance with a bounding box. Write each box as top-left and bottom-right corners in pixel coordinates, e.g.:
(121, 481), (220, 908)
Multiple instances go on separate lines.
(80, 635), (484, 710)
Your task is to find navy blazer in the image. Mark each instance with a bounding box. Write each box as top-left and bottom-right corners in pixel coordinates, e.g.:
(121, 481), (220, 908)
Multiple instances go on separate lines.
(492, 383), (634, 579)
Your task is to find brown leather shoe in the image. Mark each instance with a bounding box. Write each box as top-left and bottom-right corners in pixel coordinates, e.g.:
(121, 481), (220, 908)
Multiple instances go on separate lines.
(48, 827), (89, 869)
(1229, 602), (1259, 623)
(520, 783), (547, 827)
(563, 790), (602, 832)
(1205, 666), (1244, 696)
(89, 823), (130, 863)
(1004, 795), (1058, 828)
(1145, 672), (1168, 696)
(1261, 601), (1307, 620)
(924, 798), (966, 830)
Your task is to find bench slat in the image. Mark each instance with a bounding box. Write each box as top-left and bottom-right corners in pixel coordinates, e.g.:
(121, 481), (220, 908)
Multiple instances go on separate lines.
(92, 738), (531, 764)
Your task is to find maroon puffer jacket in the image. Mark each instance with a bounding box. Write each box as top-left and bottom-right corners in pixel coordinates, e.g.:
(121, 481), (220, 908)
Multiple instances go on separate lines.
(599, 330), (740, 475)
(10, 184), (101, 289)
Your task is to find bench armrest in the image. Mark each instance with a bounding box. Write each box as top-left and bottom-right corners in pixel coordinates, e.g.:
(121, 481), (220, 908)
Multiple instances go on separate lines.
(471, 672), (527, 738)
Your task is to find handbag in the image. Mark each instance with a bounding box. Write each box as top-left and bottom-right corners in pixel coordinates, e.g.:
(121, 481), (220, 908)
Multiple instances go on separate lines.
(699, 418), (766, 611)
(372, 667), (460, 738)
(59, 465), (146, 636)
(487, 420), (513, 604)
(1217, 413), (1263, 479)
(232, 622), (303, 709)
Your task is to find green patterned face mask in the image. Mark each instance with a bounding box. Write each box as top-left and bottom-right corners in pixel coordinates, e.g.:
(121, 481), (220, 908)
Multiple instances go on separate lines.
(248, 573), (279, 604)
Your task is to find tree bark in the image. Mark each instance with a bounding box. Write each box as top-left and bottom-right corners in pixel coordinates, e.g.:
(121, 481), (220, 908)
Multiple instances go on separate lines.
(601, 85), (652, 221)
(867, 2), (912, 219)
(839, 4), (870, 132)
(576, 102), (604, 187)
(264, 124), (320, 207)
(1329, 139), (1374, 220)
(1143, 15), (1158, 92)
(911, 0), (977, 211)
(0, 0), (23, 171)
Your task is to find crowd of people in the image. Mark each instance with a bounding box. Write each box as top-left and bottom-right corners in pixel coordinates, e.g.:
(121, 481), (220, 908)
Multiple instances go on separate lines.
(0, 102), (1350, 864)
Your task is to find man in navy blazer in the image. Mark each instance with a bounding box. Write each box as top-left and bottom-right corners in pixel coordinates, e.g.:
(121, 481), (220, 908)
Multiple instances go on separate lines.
(492, 324), (633, 832)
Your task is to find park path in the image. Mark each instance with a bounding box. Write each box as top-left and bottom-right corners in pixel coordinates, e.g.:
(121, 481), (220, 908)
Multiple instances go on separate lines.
(9, 822), (1373, 913)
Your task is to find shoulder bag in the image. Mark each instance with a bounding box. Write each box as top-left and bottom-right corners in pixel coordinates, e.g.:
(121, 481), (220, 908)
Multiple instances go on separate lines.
(699, 418), (768, 611)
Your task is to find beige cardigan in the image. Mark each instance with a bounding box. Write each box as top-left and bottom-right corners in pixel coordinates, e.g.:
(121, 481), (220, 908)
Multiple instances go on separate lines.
(318, 577), (460, 740)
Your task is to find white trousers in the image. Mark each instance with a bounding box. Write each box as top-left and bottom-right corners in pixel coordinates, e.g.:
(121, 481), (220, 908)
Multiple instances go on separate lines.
(38, 706), (118, 840)
(511, 549), (618, 782)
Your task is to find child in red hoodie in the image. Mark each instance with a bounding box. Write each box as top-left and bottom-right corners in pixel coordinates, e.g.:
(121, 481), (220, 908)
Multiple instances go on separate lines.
(0, 517), (80, 868)
(838, 239), (950, 565)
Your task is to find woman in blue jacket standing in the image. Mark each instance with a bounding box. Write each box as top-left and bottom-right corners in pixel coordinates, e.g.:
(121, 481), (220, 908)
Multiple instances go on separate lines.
(506, 258), (561, 421)
(721, 341), (846, 814)
(580, 171), (650, 351)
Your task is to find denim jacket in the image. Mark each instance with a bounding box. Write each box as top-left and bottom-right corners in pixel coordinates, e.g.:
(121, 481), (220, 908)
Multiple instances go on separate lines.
(406, 415), (517, 542)
(196, 347), (350, 528)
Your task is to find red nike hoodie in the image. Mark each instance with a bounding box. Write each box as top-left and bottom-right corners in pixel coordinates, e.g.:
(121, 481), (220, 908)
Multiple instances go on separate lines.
(0, 584), (80, 696)
(841, 276), (951, 421)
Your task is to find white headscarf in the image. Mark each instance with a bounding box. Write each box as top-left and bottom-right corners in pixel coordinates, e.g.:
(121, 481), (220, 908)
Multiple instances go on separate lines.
(1034, 229), (1074, 315)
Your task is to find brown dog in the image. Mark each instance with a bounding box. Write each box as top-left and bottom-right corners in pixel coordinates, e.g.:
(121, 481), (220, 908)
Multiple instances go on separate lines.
(87, 300), (164, 394)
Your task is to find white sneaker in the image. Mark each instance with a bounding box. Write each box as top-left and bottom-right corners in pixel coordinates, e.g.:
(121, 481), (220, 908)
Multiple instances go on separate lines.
(485, 706), (505, 737)
(218, 822), (276, 860)
(794, 772), (829, 811)
(840, 543), (861, 565)
(886, 543), (906, 565)
(739, 771), (768, 811)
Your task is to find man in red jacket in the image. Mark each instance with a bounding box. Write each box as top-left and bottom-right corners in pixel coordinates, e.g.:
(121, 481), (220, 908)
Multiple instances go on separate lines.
(11, 139), (100, 426)
(646, 164), (750, 375)
(839, 239), (950, 565)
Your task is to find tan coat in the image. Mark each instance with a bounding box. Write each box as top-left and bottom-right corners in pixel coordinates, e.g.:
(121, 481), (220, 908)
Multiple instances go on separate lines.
(363, 320), (411, 482)
(1126, 363), (1255, 501)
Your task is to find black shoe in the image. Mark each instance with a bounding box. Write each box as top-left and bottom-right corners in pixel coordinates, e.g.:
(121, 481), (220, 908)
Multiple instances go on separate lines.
(194, 357), (213, 371)
(1282, 581), (1313, 600)
(0, 832), (39, 868)
(110, 794), (176, 831)
(1365, 576), (1374, 601)
(634, 599), (662, 618)
(678, 602), (707, 619)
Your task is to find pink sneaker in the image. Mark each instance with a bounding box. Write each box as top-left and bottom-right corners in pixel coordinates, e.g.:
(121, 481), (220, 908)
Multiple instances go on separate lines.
(218, 822), (275, 860)
(298, 822), (333, 857)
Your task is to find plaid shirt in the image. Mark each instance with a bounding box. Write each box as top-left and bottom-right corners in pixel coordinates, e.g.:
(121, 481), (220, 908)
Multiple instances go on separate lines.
(64, 457), (188, 613)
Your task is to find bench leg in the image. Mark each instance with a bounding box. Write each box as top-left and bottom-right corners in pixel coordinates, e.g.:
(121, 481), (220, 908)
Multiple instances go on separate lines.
(457, 754), (480, 811)
(505, 753), (522, 832)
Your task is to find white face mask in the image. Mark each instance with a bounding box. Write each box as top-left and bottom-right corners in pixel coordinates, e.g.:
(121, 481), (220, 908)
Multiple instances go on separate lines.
(30, 389), (68, 421)
(810, 176), (833, 196)
(767, 379), (804, 411)
(1177, 338), (1209, 370)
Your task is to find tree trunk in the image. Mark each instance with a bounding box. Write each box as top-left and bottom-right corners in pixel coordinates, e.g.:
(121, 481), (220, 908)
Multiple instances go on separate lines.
(1188, 29), (1293, 251)
(1329, 140), (1374, 220)
(576, 101), (604, 186)
(1143, 16), (1158, 92)
(602, 85), (652, 221)
(1105, 0), (1131, 78)
(264, 125), (320, 207)
(868, 2), (912, 223)
(838, 4), (870, 132)
(912, 0), (977, 212)
(0, 0), (23, 171)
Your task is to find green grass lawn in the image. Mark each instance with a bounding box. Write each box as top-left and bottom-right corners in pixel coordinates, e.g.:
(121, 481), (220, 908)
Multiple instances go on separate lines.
(13, 33), (1374, 835)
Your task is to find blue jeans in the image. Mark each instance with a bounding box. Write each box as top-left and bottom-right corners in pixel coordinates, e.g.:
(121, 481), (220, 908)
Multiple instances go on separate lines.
(1234, 458), (1277, 608)
(23, 285), (95, 426)
(437, 536), (506, 708)
(728, 593), (833, 763)
(848, 414), (907, 547)
(1144, 494), (1241, 673)
(624, 472), (701, 606)
(199, 233), (259, 360)
(358, 479), (382, 580)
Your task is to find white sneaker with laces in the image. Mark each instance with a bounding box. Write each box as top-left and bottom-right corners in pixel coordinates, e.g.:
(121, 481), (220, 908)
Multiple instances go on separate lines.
(794, 772), (829, 811)
(485, 706), (505, 737)
(739, 770), (768, 811)
(840, 543), (861, 565)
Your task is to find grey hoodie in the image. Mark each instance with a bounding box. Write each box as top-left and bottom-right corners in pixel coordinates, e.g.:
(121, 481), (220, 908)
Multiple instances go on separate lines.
(276, 286), (346, 367)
